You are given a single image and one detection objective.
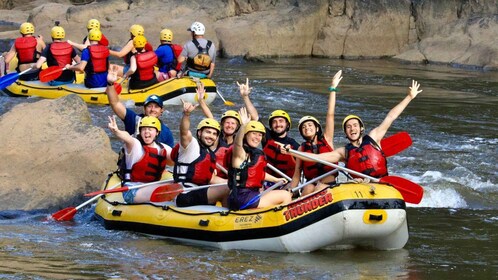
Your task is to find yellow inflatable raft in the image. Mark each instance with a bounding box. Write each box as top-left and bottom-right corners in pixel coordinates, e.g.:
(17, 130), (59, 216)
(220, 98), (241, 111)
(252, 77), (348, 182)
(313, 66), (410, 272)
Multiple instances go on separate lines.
(2, 76), (217, 106)
(94, 174), (409, 253)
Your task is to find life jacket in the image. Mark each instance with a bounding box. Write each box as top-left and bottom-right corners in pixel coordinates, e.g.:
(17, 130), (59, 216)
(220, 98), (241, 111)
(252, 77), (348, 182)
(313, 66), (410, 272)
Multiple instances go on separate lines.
(171, 44), (183, 71)
(115, 143), (168, 183)
(228, 146), (267, 190)
(133, 51), (157, 81)
(186, 38), (212, 71)
(49, 42), (73, 67)
(171, 141), (216, 185)
(345, 135), (388, 178)
(214, 145), (230, 179)
(14, 37), (37, 64)
(86, 44), (109, 73)
(263, 138), (296, 178)
(301, 137), (335, 180)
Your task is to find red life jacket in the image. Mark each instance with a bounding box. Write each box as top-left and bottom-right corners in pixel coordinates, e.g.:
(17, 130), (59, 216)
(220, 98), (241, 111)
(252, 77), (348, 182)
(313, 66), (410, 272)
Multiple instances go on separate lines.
(14, 37), (37, 64)
(134, 51), (157, 81)
(50, 42), (73, 67)
(171, 141), (216, 185)
(228, 146), (267, 189)
(87, 44), (109, 73)
(214, 145), (230, 179)
(171, 44), (183, 71)
(345, 135), (388, 178)
(301, 137), (335, 180)
(130, 144), (168, 183)
(263, 138), (296, 178)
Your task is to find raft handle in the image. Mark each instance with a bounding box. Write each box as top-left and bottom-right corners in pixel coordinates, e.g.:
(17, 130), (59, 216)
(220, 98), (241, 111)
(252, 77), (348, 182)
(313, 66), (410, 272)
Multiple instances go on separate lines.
(369, 214), (383, 221)
(112, 210), (122, 217)
(199, 219), (209, 226)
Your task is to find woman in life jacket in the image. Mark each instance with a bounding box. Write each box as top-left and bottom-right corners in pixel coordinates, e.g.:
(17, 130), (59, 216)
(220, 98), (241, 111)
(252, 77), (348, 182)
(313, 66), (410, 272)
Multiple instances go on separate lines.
(228, 108), (292, 210)
(66, 28), (109, 88)
(109, 24), (153, 78)
(108, 115), (173, 204)
(123, 35), (158, 90)
(288, 70), (342, 196)
(35, 24), (81, 86)
(4, 22), (46, 81)
(155, 28), (182, 81)
(284, 80), (423, 181)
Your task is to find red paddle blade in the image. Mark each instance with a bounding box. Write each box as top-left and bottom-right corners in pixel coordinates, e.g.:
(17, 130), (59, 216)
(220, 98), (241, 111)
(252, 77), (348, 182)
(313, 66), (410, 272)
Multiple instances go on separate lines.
(113, 82), (122, 95)
(379, 175), (424, 204)
(39, 66), (64, 82)
(51, 207), (77, 221)
(150, 183), (183, 202)
(381, 132), (412, 157)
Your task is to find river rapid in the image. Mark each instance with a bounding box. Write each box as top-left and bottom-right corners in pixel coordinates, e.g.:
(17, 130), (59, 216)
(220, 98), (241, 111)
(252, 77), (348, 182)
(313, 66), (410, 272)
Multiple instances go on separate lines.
(0, 58), (497, 279)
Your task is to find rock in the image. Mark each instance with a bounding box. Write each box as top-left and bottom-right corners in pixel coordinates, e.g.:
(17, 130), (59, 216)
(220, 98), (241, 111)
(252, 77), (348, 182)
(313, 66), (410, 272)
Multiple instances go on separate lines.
(0, 94), (117, 211)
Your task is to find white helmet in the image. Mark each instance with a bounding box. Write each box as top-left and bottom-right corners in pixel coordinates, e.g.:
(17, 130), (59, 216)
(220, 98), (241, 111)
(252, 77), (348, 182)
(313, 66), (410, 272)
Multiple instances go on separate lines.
(188, 22), (205, 35)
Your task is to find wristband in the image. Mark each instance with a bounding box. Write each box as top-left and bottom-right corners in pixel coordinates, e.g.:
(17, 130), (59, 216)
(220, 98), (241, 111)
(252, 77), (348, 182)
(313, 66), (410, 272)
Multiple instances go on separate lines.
(328, 86), (339, 92)
(107, 81), (114, 86)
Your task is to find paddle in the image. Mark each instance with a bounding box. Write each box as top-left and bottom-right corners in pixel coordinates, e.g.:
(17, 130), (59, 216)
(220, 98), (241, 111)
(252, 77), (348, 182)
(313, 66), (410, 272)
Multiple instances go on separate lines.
(381, 131), (412, 157)
(149, 182), (227, 203)
(216, 90), (235, 106)
(291, 168), (339, 193)
(113, 78), (127, 95)
(51, 182), (121, 221)
(286, 148), (424, 204)
(240, 181), (286, 210)
(83, 178), (174, 197)
(39, 66), (66, 82)
(267, 163), (292, 181)
(0, 68), (32, 89)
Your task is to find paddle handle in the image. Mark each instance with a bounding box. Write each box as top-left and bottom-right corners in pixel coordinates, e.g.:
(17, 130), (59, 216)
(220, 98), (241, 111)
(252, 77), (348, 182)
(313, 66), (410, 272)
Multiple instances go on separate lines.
(267, 164), (292, 182)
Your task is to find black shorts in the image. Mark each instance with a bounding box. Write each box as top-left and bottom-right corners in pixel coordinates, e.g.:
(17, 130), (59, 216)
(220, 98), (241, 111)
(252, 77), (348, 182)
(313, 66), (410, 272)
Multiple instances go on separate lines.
(176, 188), (209, 207)
(228, 188), (260, 210)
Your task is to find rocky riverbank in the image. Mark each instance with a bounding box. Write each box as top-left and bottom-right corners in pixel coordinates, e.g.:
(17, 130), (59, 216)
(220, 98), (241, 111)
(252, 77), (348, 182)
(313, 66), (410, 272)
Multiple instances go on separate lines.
(0, 0), (496, 70)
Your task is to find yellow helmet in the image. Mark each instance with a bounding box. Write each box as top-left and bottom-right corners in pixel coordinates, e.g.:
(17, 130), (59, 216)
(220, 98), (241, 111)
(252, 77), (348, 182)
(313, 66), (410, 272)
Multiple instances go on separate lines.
(88, 28), (102, 42)
(197, 118), (221, 133)
(51, 26), (65, 39)
(245, 121), (266, 135)
(160, 29), (173, 42)
(342, 114), (365, 132)
(139, 116), (161, 132)
(133, 35), (147, 49)
(87, 19), (100, 30)
(268, 109), (291, 129)
(220, 110), (241, 125)
(19, 22), (34, 35)
(129, 24), (144, 37)
(298, 115), (322, 137)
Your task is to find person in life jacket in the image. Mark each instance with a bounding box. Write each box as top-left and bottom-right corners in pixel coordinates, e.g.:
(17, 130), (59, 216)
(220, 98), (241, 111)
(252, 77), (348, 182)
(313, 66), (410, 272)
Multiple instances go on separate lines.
(105, 68), (175, 147)
(122, 35), (158, 90)
(177, 22), (216, 79)
(68, 18), (109, 51)
(66, 28), (108, 88)
(286, 80), (423, 181)
(155, 28), (182, 81)
(288, 70), (343, 196)
(228, 110), (292, 210)
(109, 24), (153, 78)
(108, 114), (174, 204)
(4, 22), (46, 81)
(172, 97), (229, 207)
(35, 24), (81, 86)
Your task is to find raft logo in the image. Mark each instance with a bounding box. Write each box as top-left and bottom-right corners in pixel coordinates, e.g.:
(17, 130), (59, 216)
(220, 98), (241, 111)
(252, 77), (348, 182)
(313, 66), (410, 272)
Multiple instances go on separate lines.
(234, 214), (263, 229)
(283, 191), (333, 221)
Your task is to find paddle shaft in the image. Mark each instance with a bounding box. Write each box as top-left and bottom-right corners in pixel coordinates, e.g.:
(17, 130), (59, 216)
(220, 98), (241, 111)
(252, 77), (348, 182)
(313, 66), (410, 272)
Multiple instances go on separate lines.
(240, 181), (285, 210)
(267, 163), (292, 182)
(291, 168), (338, 193)
(84, 178), (174, 196)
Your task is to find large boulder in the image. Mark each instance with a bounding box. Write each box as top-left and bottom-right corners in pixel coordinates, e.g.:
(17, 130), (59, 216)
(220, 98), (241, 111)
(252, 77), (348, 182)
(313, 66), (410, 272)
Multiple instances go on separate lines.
(0, 94), (117, 211)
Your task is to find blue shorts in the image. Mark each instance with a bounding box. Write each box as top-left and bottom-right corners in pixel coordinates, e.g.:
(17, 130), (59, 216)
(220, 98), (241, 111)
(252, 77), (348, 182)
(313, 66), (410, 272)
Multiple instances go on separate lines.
(228, 188), (260, 210)
(122, 182), (140, 204)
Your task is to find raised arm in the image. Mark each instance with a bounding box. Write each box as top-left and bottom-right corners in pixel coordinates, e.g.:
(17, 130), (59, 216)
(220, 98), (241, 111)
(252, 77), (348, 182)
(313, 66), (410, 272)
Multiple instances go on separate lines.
(196, 82), (214, 119)
(107, 115), (135, 151)
(105, 66), (127, 120)
(231, 107), (251, 168)
(369, 80), (423, 144)
(323, 70), (343, 148)
(237, 78), (259, 121)
(179, 99), (197, 148)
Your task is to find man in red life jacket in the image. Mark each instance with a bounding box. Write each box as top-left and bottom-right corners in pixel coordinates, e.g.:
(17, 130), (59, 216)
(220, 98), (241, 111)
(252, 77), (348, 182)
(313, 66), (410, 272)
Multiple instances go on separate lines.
(35, 25), (80, 86)
(66, 28), (109, 88)
(287, 80), (423, 180)
(171, 98), (229, 207)
(68, 18), (109, 51)
(122, 35), (158, 90)
(4, 22), (45, 81)
(155, 28), (182, 81)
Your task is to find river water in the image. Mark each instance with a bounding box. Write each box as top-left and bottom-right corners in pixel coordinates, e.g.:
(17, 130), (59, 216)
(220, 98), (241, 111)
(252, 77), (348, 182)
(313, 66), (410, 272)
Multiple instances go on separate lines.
(0, 58), (497, 279)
